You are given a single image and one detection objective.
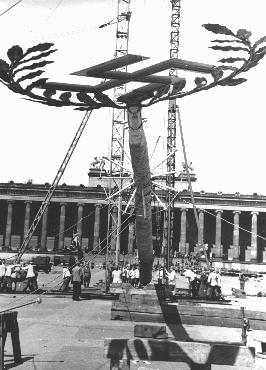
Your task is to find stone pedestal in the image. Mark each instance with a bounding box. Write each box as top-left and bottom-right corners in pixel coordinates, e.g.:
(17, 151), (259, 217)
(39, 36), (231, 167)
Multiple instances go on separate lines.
(179, 242), (189, 255)
(211, 244), (223, 259)
(46, 237), (55, 252)
(228, 245), (240, 260)
(263, 249), (266, 263)
(245, 247), (252, 262)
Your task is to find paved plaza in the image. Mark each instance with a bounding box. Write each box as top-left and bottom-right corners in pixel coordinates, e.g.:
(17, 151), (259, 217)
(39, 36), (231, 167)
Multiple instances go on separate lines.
(0, 268), (266, 369)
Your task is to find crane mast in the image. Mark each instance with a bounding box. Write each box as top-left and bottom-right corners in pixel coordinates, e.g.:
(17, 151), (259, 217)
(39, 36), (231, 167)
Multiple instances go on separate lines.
(163, 0), (181, 269)
(108, 0), (131, 263)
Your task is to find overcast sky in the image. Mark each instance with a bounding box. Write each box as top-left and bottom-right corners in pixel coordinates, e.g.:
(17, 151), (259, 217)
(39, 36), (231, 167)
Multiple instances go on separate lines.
(0, 0), (265, 195)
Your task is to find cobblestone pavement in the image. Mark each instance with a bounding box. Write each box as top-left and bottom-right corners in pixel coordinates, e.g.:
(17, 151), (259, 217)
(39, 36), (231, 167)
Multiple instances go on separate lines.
(0, 269), (265, 369)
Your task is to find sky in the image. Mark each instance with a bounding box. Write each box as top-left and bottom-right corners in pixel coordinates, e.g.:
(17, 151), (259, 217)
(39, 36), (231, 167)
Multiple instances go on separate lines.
(0, 0), (265, 195)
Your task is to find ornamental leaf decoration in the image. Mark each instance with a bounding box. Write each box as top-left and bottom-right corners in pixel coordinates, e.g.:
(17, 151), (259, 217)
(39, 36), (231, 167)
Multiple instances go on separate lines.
(25, 78), (48, 91)
(210, 45), (249, 52)
(59, 92), (72, 102)
(202, 24), (235, 36)
(254, 36), (266, 48)
(211, 39), (243, 44)
(20, 49), (57, 65)
(194, 77), (207, 88)
(43, 89), (57, 98)
(13, 60), (54, 76)
(16, 70), (45, 84)
(0, 59), (10, 82)
(94, 91), (115, 106)
(0, 23), (265, 109)
(7, 45), (23, 63)
(76, 92), (97, 105)
(25, 43), (54, 56)
(236, 29), (252, 41)
(218, 57), (247, 63)
(219, 78), (247, 86)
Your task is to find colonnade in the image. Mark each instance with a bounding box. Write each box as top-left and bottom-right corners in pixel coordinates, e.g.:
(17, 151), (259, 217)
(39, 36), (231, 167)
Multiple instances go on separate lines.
(1, 199), (266, 262)
(179, 208), (264, 262)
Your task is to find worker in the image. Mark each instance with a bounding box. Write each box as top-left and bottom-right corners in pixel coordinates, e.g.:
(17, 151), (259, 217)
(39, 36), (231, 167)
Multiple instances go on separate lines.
(165, 266), (176, 291)
(72, 262), (83, 301)
(112, 266), (122, 284)
(0, 260), (6, 291)
(59, 263), (71, 292)
(207, 267), (220, 300)
(239, 272), (247, 290)
(82, 263), (91, 288)
(23, 261), (38, 292)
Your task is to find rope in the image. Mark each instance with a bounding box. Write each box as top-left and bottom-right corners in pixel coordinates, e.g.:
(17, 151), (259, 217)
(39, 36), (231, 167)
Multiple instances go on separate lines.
(180, 198), (266, 243)
(177, 106), (209, 269)
(0, 0), (23, 18)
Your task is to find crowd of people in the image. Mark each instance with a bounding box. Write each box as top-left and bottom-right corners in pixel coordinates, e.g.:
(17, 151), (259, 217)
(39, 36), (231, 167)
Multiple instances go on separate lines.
(153, 264), (224, 300)
(105, 263), (141, 288)
(0, 259), (38, 293)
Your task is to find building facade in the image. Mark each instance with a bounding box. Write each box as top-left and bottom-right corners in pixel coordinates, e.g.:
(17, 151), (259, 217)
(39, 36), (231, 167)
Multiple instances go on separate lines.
(1, 179), (266, 263)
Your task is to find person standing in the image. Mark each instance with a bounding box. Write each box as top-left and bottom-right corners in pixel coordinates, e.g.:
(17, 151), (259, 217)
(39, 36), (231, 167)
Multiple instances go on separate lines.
(112, 266), (122, 284)
(0, 260), (6, 291)
(23, 261), (38, 292)
(4, 263), (14, 292)
(134, 265), (140, 288)
(165, 266), (176, 291)
(239, 272), (247, 290)
(72, 262), (83, 301)
(82, 263), (91, 288)
(59, 264), (71, 292)
(207, 267), (219, 300)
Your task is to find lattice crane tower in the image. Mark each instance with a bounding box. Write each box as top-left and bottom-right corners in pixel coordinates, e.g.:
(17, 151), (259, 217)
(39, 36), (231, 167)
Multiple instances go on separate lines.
(163, 0), (181, 267)
(108, 0), (131, 261)
(110, 0), (131, 174)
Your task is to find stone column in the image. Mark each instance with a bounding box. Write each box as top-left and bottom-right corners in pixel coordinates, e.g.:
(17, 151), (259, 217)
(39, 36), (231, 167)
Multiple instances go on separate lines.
(93, 204), (101, 251)
(214, 210), (223, 258)
(128, 219), (135, 255)
(40, 206), (48, 251)
(5, 200), (14, 248)
(251, 211), (259, 260)
(233, 211), (241, 247)
(228, 210), (241, 260)
(179, 208), (187, 254)
(198, 209), (205, 246)
(77, 203), (84, 244)
(58, 202), (67, 251)
(23, 201), (32, 237)
(110, 206), (118, 252)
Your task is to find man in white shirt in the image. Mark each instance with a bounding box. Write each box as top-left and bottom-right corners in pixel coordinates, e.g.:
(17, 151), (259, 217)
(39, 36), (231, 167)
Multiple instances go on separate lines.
(23, 261), (38, 292)
(207, 268), (220, 300)
(165, 266), (176, 291)
(133, 265), (140, 288)
(4, 263), (14, 292)
(59, 264), (71, 292)
(0, 260), (6, 291)
(184, 268), (196, 293)
(112, 266), (122, 284)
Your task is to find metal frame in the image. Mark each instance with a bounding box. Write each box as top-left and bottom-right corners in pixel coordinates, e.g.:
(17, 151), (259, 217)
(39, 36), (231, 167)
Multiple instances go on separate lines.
(163, 0), (182, 267)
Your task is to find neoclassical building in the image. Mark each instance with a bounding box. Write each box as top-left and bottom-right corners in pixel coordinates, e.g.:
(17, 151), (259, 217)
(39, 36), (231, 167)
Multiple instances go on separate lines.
(1, 170), (266, 264)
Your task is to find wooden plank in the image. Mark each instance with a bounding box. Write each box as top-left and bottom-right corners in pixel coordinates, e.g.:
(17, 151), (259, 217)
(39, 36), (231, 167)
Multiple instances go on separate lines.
(112, 301), (266, 321)
(104, 338), (255, 367)
(111, 309), (266, 330)
(71, 54), (148, 76)
(134, 324), (167, 339)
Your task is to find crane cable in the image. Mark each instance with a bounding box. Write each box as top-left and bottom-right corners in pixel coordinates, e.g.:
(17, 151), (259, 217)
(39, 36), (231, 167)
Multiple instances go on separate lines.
(177, 106), (210, 269)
